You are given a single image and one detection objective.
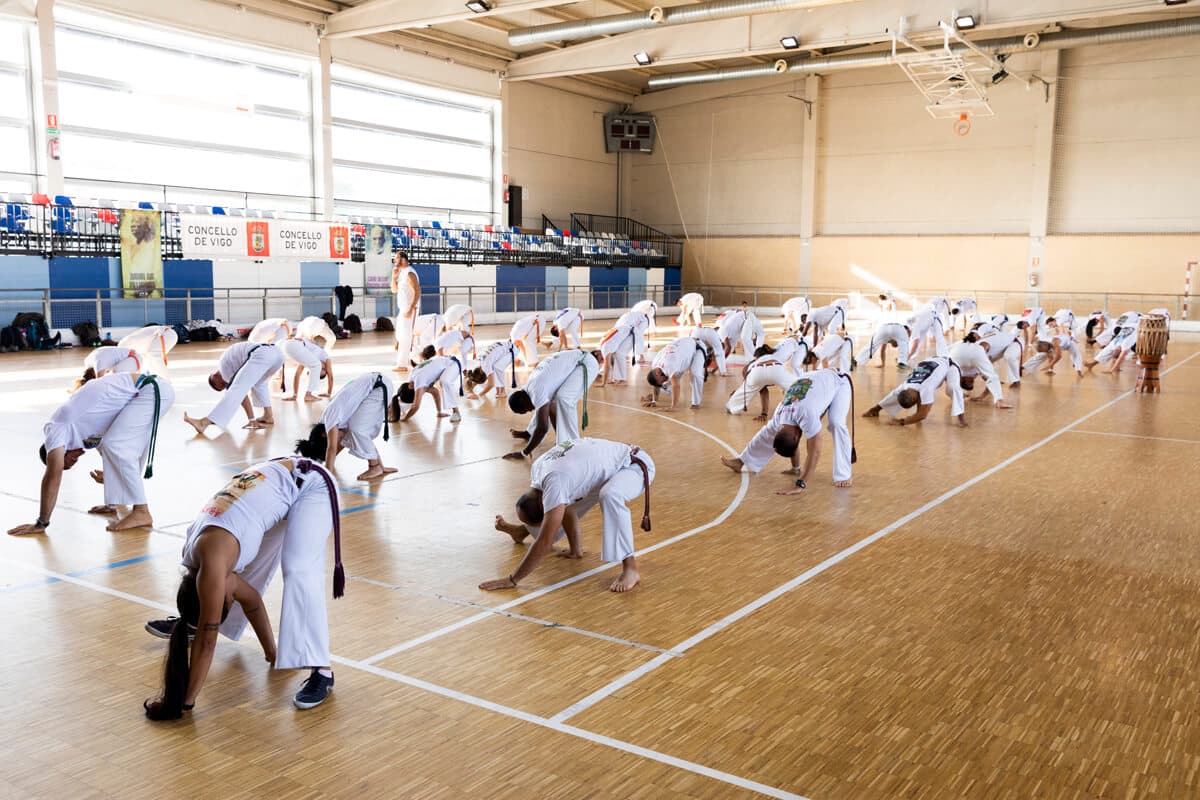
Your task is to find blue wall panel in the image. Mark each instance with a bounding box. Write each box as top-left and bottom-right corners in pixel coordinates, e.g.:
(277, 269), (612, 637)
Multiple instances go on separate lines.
(414, 263), (440, 314)
(300, 261), (338, 319)
(0, 255), (51, 320)
(164, 259), (214, 322)
(496, 265), (546, 312)
(49, 257), (117, 327)
(664, 267), (682, 306)
(544, 266), (569, 310)
(589, 266), (629, 310)
(626, 268), (647, 301)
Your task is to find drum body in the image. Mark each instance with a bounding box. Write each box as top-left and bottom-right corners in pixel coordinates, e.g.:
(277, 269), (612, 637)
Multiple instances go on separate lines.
(1135, 314), (1169, 393)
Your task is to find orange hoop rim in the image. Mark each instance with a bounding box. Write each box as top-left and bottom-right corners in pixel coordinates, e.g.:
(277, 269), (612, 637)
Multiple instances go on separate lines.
(953, 112), (972, 137)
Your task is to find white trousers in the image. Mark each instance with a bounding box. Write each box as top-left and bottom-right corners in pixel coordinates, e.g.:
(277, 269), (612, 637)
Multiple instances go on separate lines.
(910, 322), (948, 359)
(527, 364), (589, 444)
(560, 320), (582, 349)
(1095, 337), (1131, 365)
(342, 385), (387, 461)
(219, 478), (333, 670)
(514, 332), (539, 367)
(98, 379), (176, 506)
(678, 351), (706, 407)
(606, 335), (634, 382)
(438, 371), (461, 411)
(571, 451), (656, 563)
(996, 344), (1022, 383)
(857, 329), (910, 368)
(725, 364), (791, 414)
(282, 340), (324, 393)
(738, 378), (853, 482)
(678, 302), (703, 327)
(393, 297), (417, 367)
(208, 347), (284, 428)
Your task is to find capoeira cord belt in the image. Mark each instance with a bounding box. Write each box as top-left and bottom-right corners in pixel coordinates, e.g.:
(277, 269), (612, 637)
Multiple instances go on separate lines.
(450, 355), (464, 396)
(286, 457), (346, 599)
(136, 374), (162, 479)
(373, 373), (390, 442)
(579, 351), (592, 429)
(629, 447), (652, 532)
(508, 342), (518, 388)
(836, 372), (858, 465)
(228, 343), (268, 386)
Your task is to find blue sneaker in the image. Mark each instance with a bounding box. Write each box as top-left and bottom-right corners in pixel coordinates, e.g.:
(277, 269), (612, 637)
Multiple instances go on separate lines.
(294, 669), (334, 709)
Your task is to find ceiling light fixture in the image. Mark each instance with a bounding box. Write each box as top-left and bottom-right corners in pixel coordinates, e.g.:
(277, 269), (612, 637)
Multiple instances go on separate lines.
(780, 35), (800, 50)
(954, 14), (977, 30)
(1163, 0), (1189, 6)
(465, 0), (491, 13)
(634, 51), (653, 66)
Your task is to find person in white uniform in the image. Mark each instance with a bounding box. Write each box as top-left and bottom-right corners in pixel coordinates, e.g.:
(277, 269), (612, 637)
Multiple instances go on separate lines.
(631, 299), (658, 335)
(949, 339), (1014, 408)
(643, 336), (712, 411)
(781, 296), (811, 333)
(396, 354), (464, 423)
(857, 322), (911, 370)
(754, 335), (818, 374)
(442, 303), (475, 336)
(814, 331), (854, 372)
(691, 326), (729, 376)
(141, 456), (344, 719)
(801, 302), (848, 343)
(973, 313), (1010, 337)
(1023, 330), (1084, 377)
(185, 342), (284, 434)
(466, 340), (517, 400)
(725, 352), (798, 419)
(877, 292), (898, 315)
(715, 308), (751, 358)
(391, 252), (421, 371)
(81, 346), (142, 384)
(927, 296), (952, 327)
(549, 307), (584, 350)
(1015, 306), (1046, 349)
(864, 356), (966, 427)
(505, 349), (601, 460)
(907, 307), (948, 360)
(676, 292), (705, 327)
(483, 438), (655, 593)
(411, 312), (444, 356)
(118, 324), (179, 366)
(1086, 315), (1141, 374)
(298, 372), (395, 480)
(435, 328), (476, 363)
(281, 337), (333, 402)
(720, 370), (855, 495)
(248, 317), (292, 345)
(295, 316), (338, 349)
(616, 308), (652, 363)
(9, 372), (174, 535)
(950, 298), (978, 333)
(599, 320), (638, 384)
(1085, 310), (1111, 345)
(1094, 311), (1137, 348)
(970, 330), (1024, 386)
(510, 312), (544, 367)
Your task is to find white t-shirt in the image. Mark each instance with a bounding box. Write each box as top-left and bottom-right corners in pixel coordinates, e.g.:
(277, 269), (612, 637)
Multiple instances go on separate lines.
(480, 340), (515, 373)
(652, 337), (700, 377)
(773, 370), (843, 440)
(979, 332), (1020, 360)
(434, 330), (472, 354)
(321, 372), (391, 430)
(85, 347), (140, 374)
(218, 342), (276, 382)
(716, 310), (746, 341)
(616, 310), (649, 332)
(691, 327), (722, 353)
(186, 461), (302, 573)
(247, 318), (290, 344)
(393, 265), (419, 302)
(411, 355), (459, 391)
(531, 438), (632, 511)
(524, 350), (599, 409)
(809, 305), (845, 328)
(781, 297), (810, 316)
(678, 292), (704, 307)
(879, 357), (953, 416)
(553, 308), (582, 328)
(443, 304), (473, 327)
(600, 325), (635, 357)
(282, 338), (329, 365)
(43, 373), (140, 453)
(510, 313), (541, 340)
(814, 333), (852, 361)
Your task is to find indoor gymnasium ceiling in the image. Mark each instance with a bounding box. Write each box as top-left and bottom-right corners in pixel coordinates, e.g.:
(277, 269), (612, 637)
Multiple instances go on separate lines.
(233, 0), (1200, 99)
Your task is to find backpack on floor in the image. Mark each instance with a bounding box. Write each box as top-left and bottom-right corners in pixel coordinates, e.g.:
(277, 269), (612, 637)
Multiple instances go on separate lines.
(322, 312), (349, 339)
(375, 316), (394, 332)
(343, 314), (362, 334)
(0, 325), (22, 351)
(72, 320), (101, 347)
(171, 323), (191, 345)
(191, 326), (220, 342)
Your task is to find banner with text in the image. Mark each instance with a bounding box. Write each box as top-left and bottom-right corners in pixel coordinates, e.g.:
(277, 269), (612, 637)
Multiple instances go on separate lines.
(179, 216), (354, 261)
(120, 209), (163, 298)
(364, 224), (393, 296)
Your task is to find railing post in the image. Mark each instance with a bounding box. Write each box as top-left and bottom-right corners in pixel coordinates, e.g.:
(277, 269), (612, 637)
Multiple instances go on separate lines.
(262, 289), (268, 321)
(95, 289), (103, 329)
(43, 289), (51, 328)
(185, 288), (193, 322)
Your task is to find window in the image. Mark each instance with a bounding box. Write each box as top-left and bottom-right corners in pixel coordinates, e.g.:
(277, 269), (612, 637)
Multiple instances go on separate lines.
(0, 19), (34, 193)
(54, 9), (314, 208)
(331, 65), (496, 220)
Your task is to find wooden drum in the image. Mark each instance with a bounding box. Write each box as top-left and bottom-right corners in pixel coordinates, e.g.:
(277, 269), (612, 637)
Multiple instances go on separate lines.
(1135, 314), (1169, 393)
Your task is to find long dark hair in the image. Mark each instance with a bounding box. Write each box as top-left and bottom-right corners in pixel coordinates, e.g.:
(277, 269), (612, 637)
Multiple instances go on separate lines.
(295, 423), (328, 461)
(144, 571), (202, 720)
(72, 366), (97, 392)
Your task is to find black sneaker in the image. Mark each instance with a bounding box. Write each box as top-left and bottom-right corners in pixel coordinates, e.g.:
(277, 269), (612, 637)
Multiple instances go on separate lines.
(145, 617), (195, 640)
(294, 669), (334, 710)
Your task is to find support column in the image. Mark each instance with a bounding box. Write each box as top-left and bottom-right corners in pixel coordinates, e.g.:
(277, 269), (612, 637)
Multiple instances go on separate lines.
(33, 0), (64, 198)
(798, 75), (820, 290)
(1026, 51), (1060, 304)
(314, 37), (335, 219)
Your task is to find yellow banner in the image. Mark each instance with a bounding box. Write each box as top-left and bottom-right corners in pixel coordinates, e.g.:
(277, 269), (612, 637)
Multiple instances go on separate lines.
(119, 209), (164, 299)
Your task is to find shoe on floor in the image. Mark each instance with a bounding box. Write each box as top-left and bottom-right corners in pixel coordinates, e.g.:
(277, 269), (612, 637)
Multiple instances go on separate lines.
(294, 669), (334, 709)
(450, 409), (461, 423)
(145, 617), (195, 640)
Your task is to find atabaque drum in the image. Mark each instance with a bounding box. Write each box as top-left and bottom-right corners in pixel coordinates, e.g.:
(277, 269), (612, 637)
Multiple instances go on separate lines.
(1135, 314), (1169, 393)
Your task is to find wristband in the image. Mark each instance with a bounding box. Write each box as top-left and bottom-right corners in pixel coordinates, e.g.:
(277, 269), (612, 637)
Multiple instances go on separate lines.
(794, 479), (806, 489)
(182, 703), (194, 711)
(35, 517), (50, 528)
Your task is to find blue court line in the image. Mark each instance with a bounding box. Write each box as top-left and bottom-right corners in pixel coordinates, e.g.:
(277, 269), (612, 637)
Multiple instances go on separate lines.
(1, 550), (177, 593)
(341, 503), (378, 515)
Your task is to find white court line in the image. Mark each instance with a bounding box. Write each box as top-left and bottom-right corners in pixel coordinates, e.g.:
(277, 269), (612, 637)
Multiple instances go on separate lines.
(550, 351), (1200, 723)
(351, 575), (682, 657)
(0, 558), (803, 800)
(1068, 430), (1200, 445)
(362, 400), (751, 665)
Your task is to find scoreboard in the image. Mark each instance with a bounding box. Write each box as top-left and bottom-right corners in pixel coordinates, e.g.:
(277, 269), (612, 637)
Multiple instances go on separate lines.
(603, 113), (656, 153)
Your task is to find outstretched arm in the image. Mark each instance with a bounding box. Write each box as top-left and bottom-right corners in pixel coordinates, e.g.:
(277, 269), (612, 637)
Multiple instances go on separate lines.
(323, 361), (334, 397)
(230, 574), (276, 663)
(899, 404), (933, 426)
(184, 563), (227, 707)
(400, 388), (426, 421)
(480, 504), (567, 590)
(325, 427), (341, 469)
(8, 448), (66, 535)
(778, 436), (822, 495)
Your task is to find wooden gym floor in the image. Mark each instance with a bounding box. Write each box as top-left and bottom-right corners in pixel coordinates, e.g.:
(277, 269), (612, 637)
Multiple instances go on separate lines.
(1, 316), (1198, 799)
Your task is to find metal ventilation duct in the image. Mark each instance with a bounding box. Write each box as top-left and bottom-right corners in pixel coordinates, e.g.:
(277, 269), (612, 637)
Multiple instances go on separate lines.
(507, 0), (862, 48)
(646, 16), (1200, 89)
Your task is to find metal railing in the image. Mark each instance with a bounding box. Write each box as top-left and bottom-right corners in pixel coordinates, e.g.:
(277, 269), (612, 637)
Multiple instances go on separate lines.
(569, 211), (684, 268)
(692, 285), (1192, 320)
(0, 284), (685, 333)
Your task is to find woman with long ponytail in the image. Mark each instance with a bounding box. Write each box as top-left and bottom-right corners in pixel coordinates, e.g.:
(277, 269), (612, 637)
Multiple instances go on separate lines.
(143, 455), (345, 718)
(307, 371), (396, 480)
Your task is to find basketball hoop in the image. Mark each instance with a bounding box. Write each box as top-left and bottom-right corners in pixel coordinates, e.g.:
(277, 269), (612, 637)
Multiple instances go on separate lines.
(953, 113), (972, 136)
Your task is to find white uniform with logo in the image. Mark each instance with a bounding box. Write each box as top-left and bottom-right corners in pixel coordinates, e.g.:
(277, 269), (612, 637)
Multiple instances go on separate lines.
(207, 342), (285, 428)
(320, 372), (391, 463)
(529, 438), (655, 564)
(736, 370), (853, 482)
(878, 356), (964, 418)
(522, 349), (600, 444)
(182, 459), (335, 670)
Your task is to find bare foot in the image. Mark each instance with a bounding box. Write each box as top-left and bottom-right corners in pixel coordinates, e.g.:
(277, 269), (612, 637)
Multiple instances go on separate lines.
(502, 451), (527, 461)
(255, 416), (274, 426)
(356, 465), (397, 480)
(720, 456), (744, 474)
(833, 479), (853, 488)
(88, 504), (117, 516)
(510, 429), (531, 440)
(303, 393), (320, 402)
(183, 413), (209, 435)
(555, 548), (584, 559)
(283, 395), (298, 402)
(753, 414), (768, 422)
(863, 408), (880, 418)
(107, 509), (153, 531)
(242, 420), (267, 430)
(609, 567), (640, 593)
(996, 401), (1013, 409)
(465, 392), (479, 400)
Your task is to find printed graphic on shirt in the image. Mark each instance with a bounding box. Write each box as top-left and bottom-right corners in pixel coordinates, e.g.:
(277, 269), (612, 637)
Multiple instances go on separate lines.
(83, 436), (102, 449)
(907, 361), (939, 385)
(203, 470), (266, 516)
(783, 378), (813, 405)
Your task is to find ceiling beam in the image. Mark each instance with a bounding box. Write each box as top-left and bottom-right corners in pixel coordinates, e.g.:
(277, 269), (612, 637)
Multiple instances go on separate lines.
(324, 0), (578, 39)
(504, 0), (1184, 81)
